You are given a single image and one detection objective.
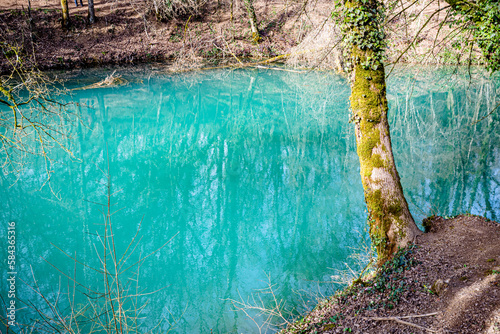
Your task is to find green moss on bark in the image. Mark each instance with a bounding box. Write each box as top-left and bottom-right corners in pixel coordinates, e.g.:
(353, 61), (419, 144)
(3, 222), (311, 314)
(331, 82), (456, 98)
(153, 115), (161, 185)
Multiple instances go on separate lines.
(341, 0), (420, 264)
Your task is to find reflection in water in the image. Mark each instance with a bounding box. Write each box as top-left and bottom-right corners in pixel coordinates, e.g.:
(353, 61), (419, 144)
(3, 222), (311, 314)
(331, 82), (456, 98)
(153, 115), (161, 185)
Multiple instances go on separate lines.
(388, 68), (500, 222)
(0, 67), (499, 333)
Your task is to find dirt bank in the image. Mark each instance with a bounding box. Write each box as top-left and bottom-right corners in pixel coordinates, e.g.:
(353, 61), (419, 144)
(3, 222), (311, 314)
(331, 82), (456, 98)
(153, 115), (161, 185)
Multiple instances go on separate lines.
(0, 0), (480, 74)
(282, 215), (500, 333)
(0, 0), (319, 74)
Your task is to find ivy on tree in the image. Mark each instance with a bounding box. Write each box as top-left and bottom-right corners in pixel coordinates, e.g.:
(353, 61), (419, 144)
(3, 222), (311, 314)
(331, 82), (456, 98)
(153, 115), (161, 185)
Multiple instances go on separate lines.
(331, 0), (422, 263)
(332, 0), (386, 71)
(446, 0), (500, 72)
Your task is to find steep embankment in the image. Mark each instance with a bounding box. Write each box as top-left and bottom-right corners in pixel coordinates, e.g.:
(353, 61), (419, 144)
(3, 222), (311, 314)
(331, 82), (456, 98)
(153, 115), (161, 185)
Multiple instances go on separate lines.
(282, 215), (500, 334)
(0, 0), (316, 74)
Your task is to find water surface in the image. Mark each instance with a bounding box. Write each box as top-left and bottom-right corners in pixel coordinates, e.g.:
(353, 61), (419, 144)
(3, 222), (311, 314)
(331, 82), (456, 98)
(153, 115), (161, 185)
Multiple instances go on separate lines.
(0, 66), (499, 333)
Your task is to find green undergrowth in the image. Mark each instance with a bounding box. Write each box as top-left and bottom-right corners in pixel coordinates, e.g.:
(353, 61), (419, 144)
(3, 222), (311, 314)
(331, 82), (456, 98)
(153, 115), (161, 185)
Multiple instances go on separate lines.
(281, 245), (420, 334)
(342, 245), (419, 308)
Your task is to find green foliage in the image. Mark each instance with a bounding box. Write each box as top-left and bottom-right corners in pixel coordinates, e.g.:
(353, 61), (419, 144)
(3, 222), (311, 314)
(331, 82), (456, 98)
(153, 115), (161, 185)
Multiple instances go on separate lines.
(448, 0), (500, 72)
(169, 26), (183, 42)
(331, 0), (386, 71)
(422, 284), (435, 295)
(330, 314), (340, 324)
(349, 245), (418, 309)
(199, 46), (221, 58)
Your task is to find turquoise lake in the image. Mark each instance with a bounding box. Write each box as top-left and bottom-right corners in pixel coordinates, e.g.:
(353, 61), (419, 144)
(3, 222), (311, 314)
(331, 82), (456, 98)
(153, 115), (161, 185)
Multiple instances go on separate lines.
(0, 66), (499, 333)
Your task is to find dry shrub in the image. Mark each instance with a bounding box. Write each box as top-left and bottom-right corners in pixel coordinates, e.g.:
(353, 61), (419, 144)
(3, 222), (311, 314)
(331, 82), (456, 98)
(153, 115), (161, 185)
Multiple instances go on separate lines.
(384, 0), (483, 66)
(148, 0), (208, 21)
(280, 0), (344, 70)
(170, 46), (205, 72)
(286, 19), (344, 71)
(286, 0), (482, 70)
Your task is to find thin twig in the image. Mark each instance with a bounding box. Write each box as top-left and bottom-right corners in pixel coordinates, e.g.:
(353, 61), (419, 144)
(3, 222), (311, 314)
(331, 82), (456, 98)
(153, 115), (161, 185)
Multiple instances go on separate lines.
(366, 312), (438, 333)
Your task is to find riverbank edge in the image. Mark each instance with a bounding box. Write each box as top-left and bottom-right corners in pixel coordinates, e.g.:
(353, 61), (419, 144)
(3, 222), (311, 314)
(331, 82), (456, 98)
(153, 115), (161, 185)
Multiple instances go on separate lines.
(0, 0), (487, 76)
(279, 214), (500, 334)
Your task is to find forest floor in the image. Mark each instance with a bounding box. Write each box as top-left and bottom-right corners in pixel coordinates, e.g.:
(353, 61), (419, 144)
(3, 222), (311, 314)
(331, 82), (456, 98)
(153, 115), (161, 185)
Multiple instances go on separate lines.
(0, 0), (479, 74)
(0, 0), (324, 74)
(282, 215), (500, 334)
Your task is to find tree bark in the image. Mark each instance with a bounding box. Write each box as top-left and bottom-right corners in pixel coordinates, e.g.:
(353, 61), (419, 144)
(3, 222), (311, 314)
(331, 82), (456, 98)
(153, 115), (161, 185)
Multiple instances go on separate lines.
(60, 0), (69, 29)
(346, 0), (422, 262)
(88, 0), (95, 24)
(243, 0), (260, 43)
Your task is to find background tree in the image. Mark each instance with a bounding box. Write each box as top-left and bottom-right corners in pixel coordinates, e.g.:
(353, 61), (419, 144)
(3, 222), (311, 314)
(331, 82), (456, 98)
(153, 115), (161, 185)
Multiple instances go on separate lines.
(88, 0), (96, 24)
(333, 0), (500, 263)
(243, 0), (261, 43)
(60, 0), (69, 29)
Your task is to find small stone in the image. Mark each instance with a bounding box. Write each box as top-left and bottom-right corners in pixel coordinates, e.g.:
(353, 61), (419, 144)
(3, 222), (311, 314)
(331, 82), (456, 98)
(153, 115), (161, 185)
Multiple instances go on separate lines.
(431, 279), (448, 295)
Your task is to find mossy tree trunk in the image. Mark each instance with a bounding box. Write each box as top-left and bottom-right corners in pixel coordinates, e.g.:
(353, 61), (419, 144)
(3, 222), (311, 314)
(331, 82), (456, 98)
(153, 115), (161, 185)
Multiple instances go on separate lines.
(243, 0), (260, 43)
(60, 0), (69, 29)
(345, 0), (421, 262)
